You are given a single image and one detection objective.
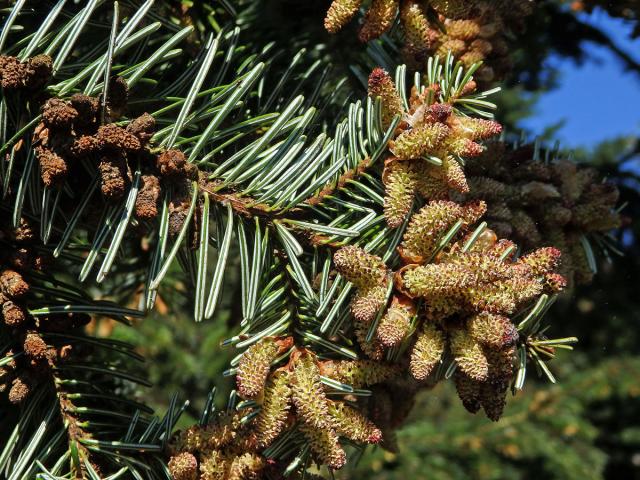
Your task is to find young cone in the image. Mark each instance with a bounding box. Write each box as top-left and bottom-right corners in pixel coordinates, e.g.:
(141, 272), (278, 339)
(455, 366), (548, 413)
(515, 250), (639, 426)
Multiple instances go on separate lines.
(450, 329), (489, 381)
(299, 423), (347, 470)
(410, 322), (446, 380)
(325, 0), (363, 33)
(254, 371), (292, 448)
(360, 0), (399, 42)
(291, 353), (332, 429)
(329, 402), (383, 444)
(236, 338), (280, 399)
(368, 68), (404, 128)
(467, 312), (518, 350)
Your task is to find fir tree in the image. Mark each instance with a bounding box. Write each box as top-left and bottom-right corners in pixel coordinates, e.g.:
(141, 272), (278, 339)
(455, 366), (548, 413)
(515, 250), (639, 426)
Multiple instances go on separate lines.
(0, 1), (629, 479)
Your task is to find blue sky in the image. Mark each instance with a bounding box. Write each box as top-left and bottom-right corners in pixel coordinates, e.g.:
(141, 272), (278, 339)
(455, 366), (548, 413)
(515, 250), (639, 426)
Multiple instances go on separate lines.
(519, 10), (640, 149)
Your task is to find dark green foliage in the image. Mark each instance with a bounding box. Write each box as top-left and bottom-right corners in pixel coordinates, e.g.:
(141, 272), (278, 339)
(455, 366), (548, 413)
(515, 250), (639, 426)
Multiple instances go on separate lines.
(349, 357), (640, 480)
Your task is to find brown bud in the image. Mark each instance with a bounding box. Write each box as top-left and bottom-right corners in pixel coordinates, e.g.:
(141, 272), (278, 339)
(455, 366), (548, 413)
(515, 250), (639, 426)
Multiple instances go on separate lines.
(70, 94), (99, 127)
(42, 98), (78, 130)
(2, 301), (27, 326)
(70, 134), (100, 158)
(126, 113), (156, 145)
(26, 54), (53, 90)
(0, 270), (29, 298)
(105, 76), (129, 116)
(157, 149), (198, 180)
(96, 124), (142, 153)
(8, 375), (32, 404)
(135, 174), (161, 220)
(99, 155), (131, 200)
(24, 333), (48, 360)
(36, 146), (68, 187)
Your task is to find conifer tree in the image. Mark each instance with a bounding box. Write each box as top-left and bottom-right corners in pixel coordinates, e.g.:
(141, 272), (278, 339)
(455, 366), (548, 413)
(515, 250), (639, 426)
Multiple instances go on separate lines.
(0, 1), (626, 479)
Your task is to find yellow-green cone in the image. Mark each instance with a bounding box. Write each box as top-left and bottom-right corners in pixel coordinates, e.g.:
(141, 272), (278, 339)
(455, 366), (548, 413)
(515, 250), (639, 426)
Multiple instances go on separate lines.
(450, 329), (489, 381)
(376, 301), (412, 348)
(199, 450), (228, 480)
(390, 123), (449, 160)
(236, 338), (279, 399)
(351, 283), (388, 323)
(354, 317), (386, 360)
(324, 0), (363, 33)
(519, 247), (562, 276)
(467, 312), (518, 350)
(442, 155), (469, 193)
(400, 200), (483, 262)
(329, 401), (383, 444)
(291, 353), (332, 429)
(168, 452), (198, 480)
(383, 160), (418, 228)
(299, 422), (347, 470)
(410, 322), (445, 380)
(368, 67), (403, 128)
(400, 0), (432, 62)
(255, 371), (291, 448)
(360, 0), (398, 42)
(227, 452), (266, 480)
(333, 245), (387, 288)
(323, 359), (398, 388)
